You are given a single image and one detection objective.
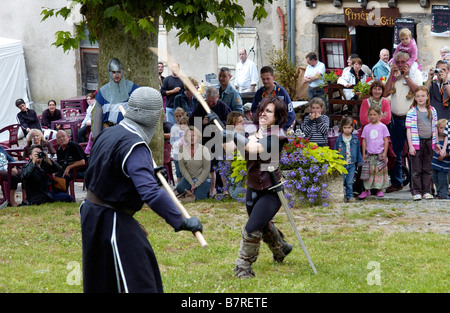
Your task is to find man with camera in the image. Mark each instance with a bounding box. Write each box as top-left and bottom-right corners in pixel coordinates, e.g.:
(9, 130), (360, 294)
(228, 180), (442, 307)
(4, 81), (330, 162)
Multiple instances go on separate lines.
(21, 145), (74, 205)
(425, 60), (450, 120)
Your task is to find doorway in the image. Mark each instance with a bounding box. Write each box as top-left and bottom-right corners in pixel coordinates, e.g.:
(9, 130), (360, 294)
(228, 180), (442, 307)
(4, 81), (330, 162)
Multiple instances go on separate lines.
(354, 26), (393, 69)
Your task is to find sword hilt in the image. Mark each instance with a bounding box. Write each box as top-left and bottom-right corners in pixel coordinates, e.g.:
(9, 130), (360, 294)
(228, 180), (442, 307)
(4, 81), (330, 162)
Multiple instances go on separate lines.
(267, 165), (283, 192)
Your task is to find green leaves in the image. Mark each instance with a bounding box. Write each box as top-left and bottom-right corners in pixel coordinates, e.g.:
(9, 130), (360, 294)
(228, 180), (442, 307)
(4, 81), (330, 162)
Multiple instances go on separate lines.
(53, 31), (80, 52)
(230, 159), (247, 183)
(41, 0), (271, 51)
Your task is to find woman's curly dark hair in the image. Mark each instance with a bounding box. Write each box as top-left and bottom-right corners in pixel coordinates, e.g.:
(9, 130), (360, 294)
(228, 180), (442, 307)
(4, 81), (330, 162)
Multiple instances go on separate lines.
(253, 95), (288, 127)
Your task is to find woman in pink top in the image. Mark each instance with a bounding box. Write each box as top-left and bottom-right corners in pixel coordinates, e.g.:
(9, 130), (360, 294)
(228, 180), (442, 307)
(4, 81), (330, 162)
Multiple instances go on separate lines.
(359, 80), (391, 129)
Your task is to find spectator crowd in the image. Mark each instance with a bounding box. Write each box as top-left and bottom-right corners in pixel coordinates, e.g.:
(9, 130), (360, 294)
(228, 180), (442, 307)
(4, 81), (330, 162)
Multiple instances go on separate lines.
(2, 35), (450, 207)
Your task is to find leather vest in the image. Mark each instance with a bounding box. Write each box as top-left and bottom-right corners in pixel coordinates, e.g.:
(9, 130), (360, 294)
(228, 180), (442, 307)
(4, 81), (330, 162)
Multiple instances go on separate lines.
(246, 158), (282, 191)
(246, 132), (286, 191)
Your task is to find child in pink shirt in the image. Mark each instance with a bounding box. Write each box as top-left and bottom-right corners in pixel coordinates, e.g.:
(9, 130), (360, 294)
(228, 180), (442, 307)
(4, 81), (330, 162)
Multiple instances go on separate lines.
(392, 28), (418, 68)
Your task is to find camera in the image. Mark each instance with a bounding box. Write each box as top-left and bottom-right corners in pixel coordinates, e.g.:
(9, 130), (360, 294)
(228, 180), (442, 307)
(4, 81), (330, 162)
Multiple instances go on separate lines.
(434, 68), (441, 73)
(38, 151), (46, 159)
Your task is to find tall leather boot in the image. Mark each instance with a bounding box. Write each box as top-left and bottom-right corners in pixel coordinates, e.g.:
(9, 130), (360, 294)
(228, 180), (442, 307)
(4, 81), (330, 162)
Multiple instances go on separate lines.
(234, 226), (262, 279)
(263, 222), (293, 263)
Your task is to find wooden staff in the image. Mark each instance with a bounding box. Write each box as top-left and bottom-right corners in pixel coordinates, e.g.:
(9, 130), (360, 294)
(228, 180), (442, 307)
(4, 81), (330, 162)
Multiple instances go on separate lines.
(149, 47), (224, 132)
(119, 105), (207, 248)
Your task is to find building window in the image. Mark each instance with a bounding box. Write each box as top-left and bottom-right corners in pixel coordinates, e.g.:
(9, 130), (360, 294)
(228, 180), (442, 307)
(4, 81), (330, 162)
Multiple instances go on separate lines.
(80, 26), (99, 94)
(320, 38), (347, 71)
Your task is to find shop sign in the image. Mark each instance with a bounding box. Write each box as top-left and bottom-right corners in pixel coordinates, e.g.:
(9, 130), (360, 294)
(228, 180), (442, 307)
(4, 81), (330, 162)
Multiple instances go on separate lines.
(393, 18), (415, 49)
(344, 7), (400, 27)
(431, 5), (450, 37)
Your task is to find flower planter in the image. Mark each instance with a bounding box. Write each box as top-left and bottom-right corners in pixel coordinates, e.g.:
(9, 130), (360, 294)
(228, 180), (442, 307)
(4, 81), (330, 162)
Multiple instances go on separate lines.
(283, 171), (344, 206)
(321, 173), (344, 203)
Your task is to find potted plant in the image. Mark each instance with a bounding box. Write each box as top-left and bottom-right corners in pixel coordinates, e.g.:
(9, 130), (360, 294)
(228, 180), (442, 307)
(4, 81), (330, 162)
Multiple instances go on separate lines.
(280, 137), (348, 207)
(353, 77), (372, 99)
(319, 68), (343, 89)
(216, 152), (247, 202)
(217, 138), (348, 207)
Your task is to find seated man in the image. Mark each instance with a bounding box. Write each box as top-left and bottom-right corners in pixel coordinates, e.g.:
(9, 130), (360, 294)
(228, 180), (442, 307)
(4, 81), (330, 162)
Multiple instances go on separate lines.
(15, 98), (42, 136)
(20, 145), (74, 205)
(55, 130), (87, 187)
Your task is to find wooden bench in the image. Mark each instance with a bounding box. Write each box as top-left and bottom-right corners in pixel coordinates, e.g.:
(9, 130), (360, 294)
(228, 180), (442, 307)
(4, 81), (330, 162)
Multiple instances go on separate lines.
(326, 83), (363, 127)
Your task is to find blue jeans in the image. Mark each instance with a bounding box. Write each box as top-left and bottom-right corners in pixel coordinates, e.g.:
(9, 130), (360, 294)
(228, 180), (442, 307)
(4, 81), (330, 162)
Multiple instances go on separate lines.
(432, 169), (449, 199)
(176, 177), (211, 200)
(165, 107), (175, 125)
(343, 163), (356, 200)
(51, 190), (74, 202)
(389, 116), (406, 187)
(174, 160), (182, 179)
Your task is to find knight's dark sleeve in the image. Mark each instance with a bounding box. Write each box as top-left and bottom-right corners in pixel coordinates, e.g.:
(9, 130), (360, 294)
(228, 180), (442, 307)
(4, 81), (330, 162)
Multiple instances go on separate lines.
(125, 144), (184, 230)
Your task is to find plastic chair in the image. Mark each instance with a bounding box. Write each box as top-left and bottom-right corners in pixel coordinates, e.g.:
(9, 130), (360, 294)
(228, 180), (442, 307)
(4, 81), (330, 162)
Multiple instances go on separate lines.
(61, 108), (80, 118)
(48, 138), (59, 151)
(38, 115), (48, 129)
(69, 142), (88, 202)
(0, 124), (21, 148)
(0, 174), (7, 204)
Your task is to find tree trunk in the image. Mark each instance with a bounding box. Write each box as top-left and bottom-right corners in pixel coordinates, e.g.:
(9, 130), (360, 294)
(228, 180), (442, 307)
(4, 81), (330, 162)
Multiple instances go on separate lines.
(86, 9), (165, 165)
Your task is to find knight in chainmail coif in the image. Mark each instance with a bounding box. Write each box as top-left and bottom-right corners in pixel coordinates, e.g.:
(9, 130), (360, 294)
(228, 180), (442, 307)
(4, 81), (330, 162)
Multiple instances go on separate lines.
(91, 58), (139, 139)
(80, 87), (203, 293)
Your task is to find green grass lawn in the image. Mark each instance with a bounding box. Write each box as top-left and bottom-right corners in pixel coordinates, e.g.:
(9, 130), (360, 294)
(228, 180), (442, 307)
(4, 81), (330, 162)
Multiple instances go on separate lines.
(0, 198), (448, 293)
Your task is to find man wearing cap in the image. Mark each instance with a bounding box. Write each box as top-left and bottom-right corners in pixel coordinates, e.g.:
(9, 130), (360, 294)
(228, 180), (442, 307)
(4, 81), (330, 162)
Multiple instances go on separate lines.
(243, 103), (253, 122)
(91, 58), (139, 139)
(80, 87), (203, 293)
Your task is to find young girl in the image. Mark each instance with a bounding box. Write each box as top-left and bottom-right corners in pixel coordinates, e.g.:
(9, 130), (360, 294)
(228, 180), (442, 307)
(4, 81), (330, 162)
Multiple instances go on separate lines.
(406, 86), (438, 200)
(334, 117), (362, 202)
(302, 97), (329, 147)
(392, 28), (418, 69)
(170, 107), (189, 183)
(432, 119), (450, 199)
(359, 105), (391, 199)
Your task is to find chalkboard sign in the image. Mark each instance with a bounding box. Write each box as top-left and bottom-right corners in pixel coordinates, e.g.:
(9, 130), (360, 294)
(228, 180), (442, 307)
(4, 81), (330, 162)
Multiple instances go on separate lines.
(431, 5), (450, 37)
(393, 18), (415, 49)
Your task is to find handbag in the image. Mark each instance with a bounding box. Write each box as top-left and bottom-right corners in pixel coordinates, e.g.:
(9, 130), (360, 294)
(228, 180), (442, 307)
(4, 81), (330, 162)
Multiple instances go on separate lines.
(52, 176), (67, 191)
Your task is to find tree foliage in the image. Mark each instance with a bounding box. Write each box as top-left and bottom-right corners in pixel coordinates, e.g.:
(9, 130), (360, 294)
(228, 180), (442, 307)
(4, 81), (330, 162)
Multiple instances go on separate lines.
(41, 0), (273, 52)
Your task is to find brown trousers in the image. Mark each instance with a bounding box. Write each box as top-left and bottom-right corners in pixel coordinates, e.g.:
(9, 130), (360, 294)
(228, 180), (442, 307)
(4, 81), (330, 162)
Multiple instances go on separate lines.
(410, 138), (433, 196)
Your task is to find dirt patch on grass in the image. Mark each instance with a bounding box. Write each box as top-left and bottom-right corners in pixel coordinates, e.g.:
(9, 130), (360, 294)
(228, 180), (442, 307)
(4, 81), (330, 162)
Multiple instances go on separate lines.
(292, 199), (450, 235)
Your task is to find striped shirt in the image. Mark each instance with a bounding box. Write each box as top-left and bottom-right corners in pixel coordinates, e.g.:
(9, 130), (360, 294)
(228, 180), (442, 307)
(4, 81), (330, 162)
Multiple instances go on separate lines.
(405, 106), (437, 150)
(432, 139), (450, 172)
(302, 114), (330, 147)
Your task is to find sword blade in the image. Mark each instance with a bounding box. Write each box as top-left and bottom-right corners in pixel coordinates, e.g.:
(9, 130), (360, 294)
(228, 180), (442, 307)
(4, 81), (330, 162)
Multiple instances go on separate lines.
(277, 190), (318, 275)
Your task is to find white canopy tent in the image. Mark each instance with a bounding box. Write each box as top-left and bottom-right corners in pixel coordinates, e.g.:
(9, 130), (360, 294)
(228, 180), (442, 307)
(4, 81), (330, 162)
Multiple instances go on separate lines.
(0, 37), (32, 141)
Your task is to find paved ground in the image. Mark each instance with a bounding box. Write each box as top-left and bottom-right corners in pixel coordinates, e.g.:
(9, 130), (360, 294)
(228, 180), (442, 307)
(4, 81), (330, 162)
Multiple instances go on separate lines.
(5, 180), (450, 205)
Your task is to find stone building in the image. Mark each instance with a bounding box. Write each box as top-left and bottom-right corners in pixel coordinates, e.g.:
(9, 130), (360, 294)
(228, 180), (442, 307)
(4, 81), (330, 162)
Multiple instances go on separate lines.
(295, 0), (450, 73)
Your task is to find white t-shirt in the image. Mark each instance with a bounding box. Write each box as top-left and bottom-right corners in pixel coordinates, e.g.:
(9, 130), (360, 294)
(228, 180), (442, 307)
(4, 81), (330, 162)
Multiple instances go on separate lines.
(304, 61), (326, 88)
(390, 62), (423, 116)
(235, 59), (258, 92)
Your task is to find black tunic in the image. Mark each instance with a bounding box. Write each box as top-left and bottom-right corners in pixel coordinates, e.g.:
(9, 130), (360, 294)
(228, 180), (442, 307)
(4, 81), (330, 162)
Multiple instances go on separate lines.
(81, 124), (183, 293)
